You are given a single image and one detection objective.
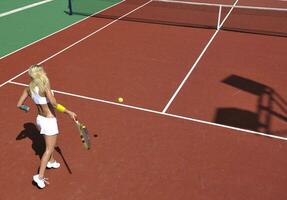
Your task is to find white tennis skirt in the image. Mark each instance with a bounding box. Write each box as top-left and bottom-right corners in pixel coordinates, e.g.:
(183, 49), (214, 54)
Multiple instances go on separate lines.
(36, 115), (59, 136)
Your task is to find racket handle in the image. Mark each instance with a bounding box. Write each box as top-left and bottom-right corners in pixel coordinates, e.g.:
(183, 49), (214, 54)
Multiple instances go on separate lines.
(19, 105), (30, 112)
(76, 121), (86, 130)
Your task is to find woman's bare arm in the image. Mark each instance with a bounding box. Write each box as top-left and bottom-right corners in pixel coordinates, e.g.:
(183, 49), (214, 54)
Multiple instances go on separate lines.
(45, 88), (77, 120)
(17, 87), (29, 108)
(45, 88), (57, 107)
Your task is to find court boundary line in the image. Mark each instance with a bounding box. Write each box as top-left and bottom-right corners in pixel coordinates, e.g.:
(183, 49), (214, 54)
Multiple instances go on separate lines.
(0, 0), (54, 18)
(162, 0), (239, 113)
(0, 0), (126, 61)
(0, 0), (151, 89)
(8, 80), (287, 141)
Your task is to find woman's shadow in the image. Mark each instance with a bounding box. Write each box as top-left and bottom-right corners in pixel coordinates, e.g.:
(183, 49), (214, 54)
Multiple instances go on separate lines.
(16, 123), (45, 159)
(16, 122), (73, 174)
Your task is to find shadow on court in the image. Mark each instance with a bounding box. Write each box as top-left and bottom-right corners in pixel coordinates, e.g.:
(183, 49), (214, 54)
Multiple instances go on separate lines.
(55, 146), (72, 174)
(214, 74), (287, 136)
(16, 123), (45, 158)
(16, 123), (72, 174)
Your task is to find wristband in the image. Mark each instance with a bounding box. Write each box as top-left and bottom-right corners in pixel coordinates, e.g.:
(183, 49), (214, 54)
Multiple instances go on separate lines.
(56, 104), (66, 112)
(19, 105), (30, 112)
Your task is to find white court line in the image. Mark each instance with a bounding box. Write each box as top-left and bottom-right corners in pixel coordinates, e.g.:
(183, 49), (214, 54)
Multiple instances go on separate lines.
(0, 0), (54, 18)
(162, 0), (239, 113)
(0, 0), (126, 61)
(0, 0), (151, 89)
(219, 0), (239, 28)
(9, 80), (287, 141)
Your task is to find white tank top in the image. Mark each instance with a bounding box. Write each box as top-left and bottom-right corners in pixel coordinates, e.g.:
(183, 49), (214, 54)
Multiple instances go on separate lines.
(31, 86), (49, 105)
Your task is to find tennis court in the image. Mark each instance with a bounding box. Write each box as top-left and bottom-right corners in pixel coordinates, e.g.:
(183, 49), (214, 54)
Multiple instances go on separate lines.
(0, 0), (287, 199)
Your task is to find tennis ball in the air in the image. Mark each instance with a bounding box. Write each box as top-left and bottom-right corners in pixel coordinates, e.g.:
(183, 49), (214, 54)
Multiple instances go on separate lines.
(118, 97), (124, 103)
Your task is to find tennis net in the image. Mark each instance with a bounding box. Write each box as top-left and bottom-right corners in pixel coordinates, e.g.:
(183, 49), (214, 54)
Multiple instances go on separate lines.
(68, 0), (122, 15)
(68, 0), (287, 37)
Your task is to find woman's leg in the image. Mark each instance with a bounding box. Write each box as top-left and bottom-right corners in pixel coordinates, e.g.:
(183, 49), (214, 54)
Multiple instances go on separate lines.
(38, 134), (57, 178)
(49, 153), (55, 163)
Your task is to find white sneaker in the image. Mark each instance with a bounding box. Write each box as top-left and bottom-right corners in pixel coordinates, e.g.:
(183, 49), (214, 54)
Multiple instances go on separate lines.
(33, 174), (49, 189)
(47, 160), (60, 169)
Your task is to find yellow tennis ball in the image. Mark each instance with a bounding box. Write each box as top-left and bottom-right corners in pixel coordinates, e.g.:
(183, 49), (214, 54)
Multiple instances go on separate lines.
(118, 97), (123, 103)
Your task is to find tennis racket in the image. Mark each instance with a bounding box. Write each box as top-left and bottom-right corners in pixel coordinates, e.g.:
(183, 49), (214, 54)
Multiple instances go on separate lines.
(75, 120), (91, 150)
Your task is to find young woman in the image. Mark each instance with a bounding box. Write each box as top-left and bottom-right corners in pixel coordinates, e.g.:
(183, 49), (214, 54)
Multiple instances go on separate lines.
(17, 65), (77, 189)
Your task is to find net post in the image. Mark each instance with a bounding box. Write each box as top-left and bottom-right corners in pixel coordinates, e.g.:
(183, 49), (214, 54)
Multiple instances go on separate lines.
(68, 0), (73, 15)
(217, 5), (222, 30)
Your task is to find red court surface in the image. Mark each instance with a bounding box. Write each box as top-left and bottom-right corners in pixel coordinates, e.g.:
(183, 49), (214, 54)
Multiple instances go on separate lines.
(15, 20), (214, 111)
(168, 31), (287, 136)
(190, 0), (236, 4)
(238, 0), (287, 8)
(1, 84), (287, 200)
(0, 0), (287, 199)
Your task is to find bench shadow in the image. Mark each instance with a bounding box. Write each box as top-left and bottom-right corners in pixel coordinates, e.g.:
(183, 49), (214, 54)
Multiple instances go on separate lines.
(214, 75), (287, 135)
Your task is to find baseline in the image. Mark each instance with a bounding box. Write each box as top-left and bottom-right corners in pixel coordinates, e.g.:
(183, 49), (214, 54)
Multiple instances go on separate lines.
(9, 80), (287, 141)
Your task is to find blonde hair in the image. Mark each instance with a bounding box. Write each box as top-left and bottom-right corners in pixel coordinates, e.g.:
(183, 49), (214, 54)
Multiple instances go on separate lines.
(28, 65), (50, 94)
